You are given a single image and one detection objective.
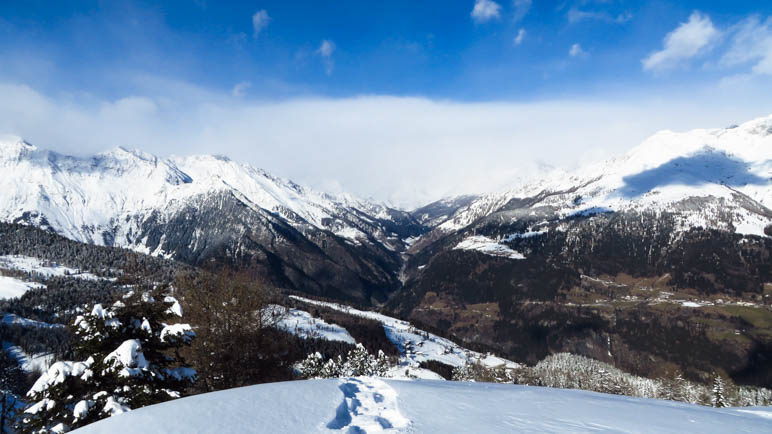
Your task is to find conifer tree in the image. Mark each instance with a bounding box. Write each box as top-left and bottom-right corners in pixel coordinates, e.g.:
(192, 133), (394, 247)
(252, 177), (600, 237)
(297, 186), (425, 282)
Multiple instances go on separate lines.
(22, 288), (195, 432)
(298, 344), (391, 379)
(711, 373), (727, 408)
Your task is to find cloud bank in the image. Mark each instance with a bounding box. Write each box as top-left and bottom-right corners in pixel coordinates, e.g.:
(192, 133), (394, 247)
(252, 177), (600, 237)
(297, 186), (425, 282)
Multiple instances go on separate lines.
(0, 80), (769, 208)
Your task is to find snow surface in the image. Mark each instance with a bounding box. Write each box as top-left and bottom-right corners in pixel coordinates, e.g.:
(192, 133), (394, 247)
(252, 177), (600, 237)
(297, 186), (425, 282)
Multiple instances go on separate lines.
(104, 340), (149, 377)
(1, 313), (64, 328)
(268, 305), (356, 344)
(73, 378), (772, 433)
(3, 343), (54, 373)
(0, 255), (106, 281)
(0, 275), (44, 299)
(454, 235), (526, 259)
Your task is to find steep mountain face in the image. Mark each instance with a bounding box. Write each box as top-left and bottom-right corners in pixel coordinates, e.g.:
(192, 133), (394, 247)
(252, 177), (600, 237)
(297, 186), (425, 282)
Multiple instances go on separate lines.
(0, 138), (426, 303)
(390, 116), (772, 386)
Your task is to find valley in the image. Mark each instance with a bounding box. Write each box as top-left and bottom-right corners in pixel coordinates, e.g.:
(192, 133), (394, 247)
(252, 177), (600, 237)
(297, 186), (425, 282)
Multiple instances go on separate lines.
(0, 115), (770, 397)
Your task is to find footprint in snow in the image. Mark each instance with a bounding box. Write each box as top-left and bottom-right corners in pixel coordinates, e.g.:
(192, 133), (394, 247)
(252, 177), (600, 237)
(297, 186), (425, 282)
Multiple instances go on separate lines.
(327, 377), (410, 433)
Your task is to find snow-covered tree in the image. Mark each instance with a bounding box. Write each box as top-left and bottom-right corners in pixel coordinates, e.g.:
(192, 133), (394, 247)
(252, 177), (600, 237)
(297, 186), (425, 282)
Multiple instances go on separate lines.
(298, 352), (325, 378)
(22, 288), (195, 432)
(298, 344), (391, 379)
(711, 374), (727, 408)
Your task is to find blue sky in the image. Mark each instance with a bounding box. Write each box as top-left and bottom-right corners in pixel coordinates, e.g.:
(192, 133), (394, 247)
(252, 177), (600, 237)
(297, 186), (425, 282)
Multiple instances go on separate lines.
(0, 1), (771, 206)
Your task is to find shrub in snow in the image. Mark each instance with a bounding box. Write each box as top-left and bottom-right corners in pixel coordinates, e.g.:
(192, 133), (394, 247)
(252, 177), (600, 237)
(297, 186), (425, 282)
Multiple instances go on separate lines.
(451, 361), (511, 383)
(299, 344), (390, 379)
(22, 288), (195, 432)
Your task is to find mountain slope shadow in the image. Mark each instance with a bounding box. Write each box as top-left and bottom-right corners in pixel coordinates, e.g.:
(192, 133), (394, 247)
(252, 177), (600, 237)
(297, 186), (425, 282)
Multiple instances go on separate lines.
(617, 149), (769, 199)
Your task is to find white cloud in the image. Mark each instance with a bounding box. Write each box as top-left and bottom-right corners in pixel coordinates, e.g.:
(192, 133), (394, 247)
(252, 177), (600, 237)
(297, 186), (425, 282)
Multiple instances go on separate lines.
(514, 28), (526, 46)
(721, 16), (772, 75)
(642, 11), (719, 72)
(316, 40), (336, 75)
(471, 0), (501, 23)
(317, 40), (335, 58)
(252, 10), (270, 38)
(2, 80), (769, 208)
(231, 81), (251, 97)
(569, 43), (587, 57)
(568, 8), (632, 24)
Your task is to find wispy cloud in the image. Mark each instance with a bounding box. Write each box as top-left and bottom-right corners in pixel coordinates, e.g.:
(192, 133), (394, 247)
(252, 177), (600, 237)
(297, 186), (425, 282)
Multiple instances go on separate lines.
(316, 40), (336, 75)
(231, 81), (251, 97)
(721, 16), (772, 75)
(514, 28), (526, 46)
(252, 10), (271, 38)
(642, 11), (719, 72)
(512, 0), (532, 23)
(471, 0), (502, 23)
(568, 8), (632, 24)
(569, 43), (587, 57)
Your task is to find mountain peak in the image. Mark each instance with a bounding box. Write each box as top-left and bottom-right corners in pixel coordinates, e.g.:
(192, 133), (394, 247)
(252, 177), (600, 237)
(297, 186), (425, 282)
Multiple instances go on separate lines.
(0, 135), (38, 162)
(738, 113), (772, 137)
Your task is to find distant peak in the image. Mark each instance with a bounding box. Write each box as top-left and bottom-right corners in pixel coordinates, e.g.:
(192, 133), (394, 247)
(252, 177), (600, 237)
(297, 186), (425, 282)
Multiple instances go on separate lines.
(738, 113), (772, 136)
(0, 135), (36, 149)
(0, 135), (38, 160)
(102, 146), (157, 163)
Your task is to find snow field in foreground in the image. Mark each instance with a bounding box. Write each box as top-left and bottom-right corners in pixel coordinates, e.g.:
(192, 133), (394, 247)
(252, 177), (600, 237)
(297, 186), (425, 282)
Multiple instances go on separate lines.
(73, 378), (772, 433)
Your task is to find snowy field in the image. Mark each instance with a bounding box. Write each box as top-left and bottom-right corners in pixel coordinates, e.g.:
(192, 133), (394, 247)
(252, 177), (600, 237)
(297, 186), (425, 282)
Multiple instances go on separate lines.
(0, 275), (45, 299)
(0, 255), (106, 281)
(268, 305), (356, 344)
(73, 378), (772, 433)
(453, 235), (526, 260)
(3, 343), (53, 373)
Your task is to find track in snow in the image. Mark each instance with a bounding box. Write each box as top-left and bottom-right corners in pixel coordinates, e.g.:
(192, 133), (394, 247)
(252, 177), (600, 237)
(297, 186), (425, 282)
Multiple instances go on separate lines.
(327, 377), (410, 433)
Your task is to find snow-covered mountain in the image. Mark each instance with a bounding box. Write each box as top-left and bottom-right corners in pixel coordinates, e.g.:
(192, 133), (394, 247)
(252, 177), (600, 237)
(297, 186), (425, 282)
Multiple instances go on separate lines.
(0, 137), (425, 302)
(0, 136), (414, 250)
(73, 378), (772, 434)
(389, 116), (772, 387)
(436, 115), (772, 238)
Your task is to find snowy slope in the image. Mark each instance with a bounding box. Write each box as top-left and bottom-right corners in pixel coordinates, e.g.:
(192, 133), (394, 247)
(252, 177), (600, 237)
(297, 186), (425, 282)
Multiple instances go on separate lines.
(268, 305), (356, 344)
(439, 115), (772, 237)
(0, 137), (406, 252)
(290, 296), (520, 370)
(73, 378), (772, 433)
(0, 255), (107, 281)
(0, 275), (44, 299)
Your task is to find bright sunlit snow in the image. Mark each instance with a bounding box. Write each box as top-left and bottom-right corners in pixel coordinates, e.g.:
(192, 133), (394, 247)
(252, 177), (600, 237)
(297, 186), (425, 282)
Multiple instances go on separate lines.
(72, 378), (772, 433)
(0, 275), (44, 299)
(454, 235), (526, 259)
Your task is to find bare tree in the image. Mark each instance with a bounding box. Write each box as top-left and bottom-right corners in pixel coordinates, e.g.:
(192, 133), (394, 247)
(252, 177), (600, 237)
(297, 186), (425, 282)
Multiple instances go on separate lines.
(177, 269), (291, 393)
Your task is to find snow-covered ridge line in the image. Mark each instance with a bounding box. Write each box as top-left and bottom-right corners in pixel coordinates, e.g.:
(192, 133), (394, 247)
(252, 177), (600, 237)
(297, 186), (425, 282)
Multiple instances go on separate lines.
(437, 114), (772, 237)
(289, 295), (520, 370)
(0, 136), (399, 251)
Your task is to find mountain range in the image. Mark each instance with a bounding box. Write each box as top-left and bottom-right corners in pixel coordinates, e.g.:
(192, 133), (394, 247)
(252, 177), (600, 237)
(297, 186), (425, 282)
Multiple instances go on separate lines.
(1, 115), (771, 385)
